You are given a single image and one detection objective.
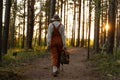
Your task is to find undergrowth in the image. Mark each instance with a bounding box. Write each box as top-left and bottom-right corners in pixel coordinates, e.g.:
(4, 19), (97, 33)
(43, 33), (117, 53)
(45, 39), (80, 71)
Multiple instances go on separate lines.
(2, 49), (48, 65)
(90, 52), (120, 80)
(0, 48), (49, 80)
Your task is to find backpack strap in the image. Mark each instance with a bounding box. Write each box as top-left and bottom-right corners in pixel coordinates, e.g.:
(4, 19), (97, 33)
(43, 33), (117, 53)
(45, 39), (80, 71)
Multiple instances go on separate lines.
(52, 23), (61, 30)
(57, 23), (61, 30)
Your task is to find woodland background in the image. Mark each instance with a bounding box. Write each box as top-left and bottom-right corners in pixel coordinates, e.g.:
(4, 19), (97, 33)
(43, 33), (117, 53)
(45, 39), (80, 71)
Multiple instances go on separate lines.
(0, 0), (120, 79)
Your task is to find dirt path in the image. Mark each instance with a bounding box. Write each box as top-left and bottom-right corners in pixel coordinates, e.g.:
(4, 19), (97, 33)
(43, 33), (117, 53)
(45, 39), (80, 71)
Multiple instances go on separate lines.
(21, 47), (97, 80)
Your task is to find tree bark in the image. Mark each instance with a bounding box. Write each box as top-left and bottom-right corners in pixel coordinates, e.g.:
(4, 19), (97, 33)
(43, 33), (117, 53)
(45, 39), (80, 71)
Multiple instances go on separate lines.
(22, 0), (26, 48)
(26, 0), (35, 49)
(10, 0), (17, 48)
(71, 0), (76, 46)
(38, 15), (42, 46)
(2, 0), (11, 54)
(63, 0), (66, 26)
(88, 0), (92, 59)
(76, 0), (81, 47)
(0, 0), (3, 63)
(107, 0), (117, 54)
(81, 0), (85, 47)
(50, 0), (56, 20)
(60, 0), (63, 18)
(94, 0), (101, 53)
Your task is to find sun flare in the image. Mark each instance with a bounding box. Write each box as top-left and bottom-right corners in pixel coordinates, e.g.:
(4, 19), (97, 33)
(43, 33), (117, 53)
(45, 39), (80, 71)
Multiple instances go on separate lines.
(105, 22), (109, 31)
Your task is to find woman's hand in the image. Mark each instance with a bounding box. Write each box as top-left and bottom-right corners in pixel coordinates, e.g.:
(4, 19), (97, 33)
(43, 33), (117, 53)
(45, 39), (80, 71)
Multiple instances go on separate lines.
(47, 46), (50, 51)
(62, 47), (67, 50)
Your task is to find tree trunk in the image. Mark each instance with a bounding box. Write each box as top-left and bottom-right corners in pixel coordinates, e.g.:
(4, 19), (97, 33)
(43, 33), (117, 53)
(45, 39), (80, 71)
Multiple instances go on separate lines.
(65, 0), (69, 45)
(107, 0), (117, 54)
(60, 0), (63, 18)
(10, 0), (17, 48)
(2, 0), (11, 54)
(117, 11), (120, 47)
(81, 0), (85, 47)
(26, 0), (35, 49)
(100, 0), (103, 46)
(94, 0), (101, 53)
(76, 0), (81, 47)
(88, 0), (92, 59)
(22, 0), (26, 48)
(15, 22), (20, 47)
(38, 15), (42, 46)
(44, 12), (48, 46)
(57, 0), (60, 14)
(71, 0), (76, 46)
(50, 0), (56, 20)
(0, 0), (3, 63)
(63, 0), (66, 26)
(103, 0), (108, 44)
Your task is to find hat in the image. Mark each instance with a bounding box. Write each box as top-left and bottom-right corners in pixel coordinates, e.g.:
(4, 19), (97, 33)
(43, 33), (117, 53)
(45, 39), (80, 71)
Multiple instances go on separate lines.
(53, 14), (61, 21)
(50, 18), (54, 22)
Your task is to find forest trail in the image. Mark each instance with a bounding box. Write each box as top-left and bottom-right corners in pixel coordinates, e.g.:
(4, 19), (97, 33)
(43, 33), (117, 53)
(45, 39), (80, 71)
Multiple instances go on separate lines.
(21, 47), (98, 80)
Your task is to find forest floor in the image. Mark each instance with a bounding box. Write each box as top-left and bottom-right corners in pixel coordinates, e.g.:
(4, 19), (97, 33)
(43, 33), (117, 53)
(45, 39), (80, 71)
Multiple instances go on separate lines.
(19, 47), (98, 80)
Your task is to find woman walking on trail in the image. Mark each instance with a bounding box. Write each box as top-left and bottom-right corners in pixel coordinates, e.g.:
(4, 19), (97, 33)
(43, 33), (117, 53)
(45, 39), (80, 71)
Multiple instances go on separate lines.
(47, 14), (66, 77)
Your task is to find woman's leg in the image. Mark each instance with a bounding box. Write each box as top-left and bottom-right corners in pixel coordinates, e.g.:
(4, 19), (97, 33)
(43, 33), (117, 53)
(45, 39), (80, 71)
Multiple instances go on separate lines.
(51, 47), (59, 76)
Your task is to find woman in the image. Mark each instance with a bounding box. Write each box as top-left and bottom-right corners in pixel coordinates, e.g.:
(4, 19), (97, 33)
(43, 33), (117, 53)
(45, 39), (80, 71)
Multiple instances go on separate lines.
(47, 14), (66, 77)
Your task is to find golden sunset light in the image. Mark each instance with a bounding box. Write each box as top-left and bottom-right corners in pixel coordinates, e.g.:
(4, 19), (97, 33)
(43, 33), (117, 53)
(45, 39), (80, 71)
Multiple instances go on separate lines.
(0, 0), (120, 79)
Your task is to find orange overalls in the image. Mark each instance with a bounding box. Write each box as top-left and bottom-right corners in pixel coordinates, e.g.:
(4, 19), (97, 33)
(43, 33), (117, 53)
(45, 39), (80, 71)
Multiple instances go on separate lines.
(50, 23), (63, 68)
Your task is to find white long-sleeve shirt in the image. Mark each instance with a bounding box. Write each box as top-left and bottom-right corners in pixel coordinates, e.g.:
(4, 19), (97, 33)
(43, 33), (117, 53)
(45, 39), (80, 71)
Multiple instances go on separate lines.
(47, 21), (66, 48)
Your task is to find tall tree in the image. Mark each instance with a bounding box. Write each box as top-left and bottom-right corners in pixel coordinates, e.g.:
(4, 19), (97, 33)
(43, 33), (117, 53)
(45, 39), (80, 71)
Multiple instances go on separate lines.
(26, 0), (35, 49)
(50, 0), (56, 19)
(38, 14), (42, 46)
(65, 0), (69, 45)
(2, 0), (12, 54)
(81, 0), (85, 47)
(44, 1), (49, 46)
(71, 0), (76, 46)
(76, 0), (81, 47)
(56, 0), (60, 14)
(107, 0), (117, 54)
(64, 0), (67, 34)
(0, 0), (3, 62)
(10, 0), (17, 48)
(117, 9), (120, 47)
(87, 0), (92, 59)
(22, 0), (26, 48)
(100, 0), (104, 46)
(94, 0), (101, 53)
(38, 0), (43, 46)
(63, 0), (66, 26)
(60, 0), (63, 18)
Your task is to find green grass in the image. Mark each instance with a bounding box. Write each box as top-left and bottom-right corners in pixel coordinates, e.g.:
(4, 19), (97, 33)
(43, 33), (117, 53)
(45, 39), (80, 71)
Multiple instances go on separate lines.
(0, 48), (49, 80)
(90, 52), (120, 80)
(2, 48), (49, 66)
